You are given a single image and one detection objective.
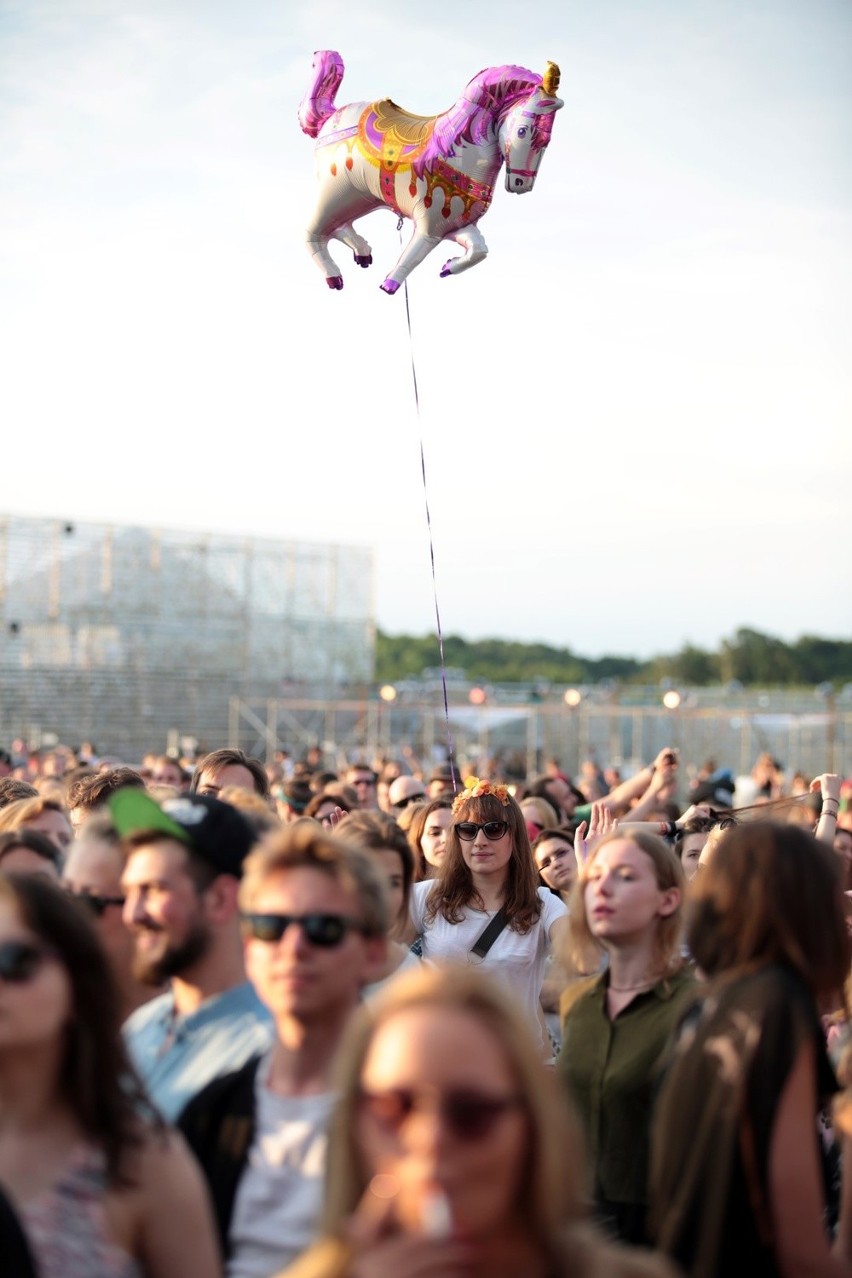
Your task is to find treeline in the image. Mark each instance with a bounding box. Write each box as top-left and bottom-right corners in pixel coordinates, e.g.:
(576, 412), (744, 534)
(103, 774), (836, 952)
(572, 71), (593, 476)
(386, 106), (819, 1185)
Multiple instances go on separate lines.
(375, 627), (852, 688)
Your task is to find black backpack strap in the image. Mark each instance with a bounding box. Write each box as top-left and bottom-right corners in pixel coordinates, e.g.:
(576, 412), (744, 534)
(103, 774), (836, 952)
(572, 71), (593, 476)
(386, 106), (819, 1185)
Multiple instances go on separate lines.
(470, 906), (510, 959)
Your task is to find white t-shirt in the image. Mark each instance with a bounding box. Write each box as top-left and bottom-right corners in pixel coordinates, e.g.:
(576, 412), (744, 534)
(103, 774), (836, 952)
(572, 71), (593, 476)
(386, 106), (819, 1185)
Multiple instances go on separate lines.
(227, 1053), (336, 1278)
(409, 883), (567, 1051)
(363, 947), (422, 1001)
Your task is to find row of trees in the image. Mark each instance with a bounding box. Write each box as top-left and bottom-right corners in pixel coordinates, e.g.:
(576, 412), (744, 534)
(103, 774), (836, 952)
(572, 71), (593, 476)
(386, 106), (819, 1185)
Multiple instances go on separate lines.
(376, 627), (852, 688)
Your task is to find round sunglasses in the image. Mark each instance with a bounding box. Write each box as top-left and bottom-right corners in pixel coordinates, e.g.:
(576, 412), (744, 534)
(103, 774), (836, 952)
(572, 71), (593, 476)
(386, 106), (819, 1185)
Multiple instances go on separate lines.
(241, 912), (370, 948)
(454, 820), (510, 841)
(359, 1086), (522, 1141)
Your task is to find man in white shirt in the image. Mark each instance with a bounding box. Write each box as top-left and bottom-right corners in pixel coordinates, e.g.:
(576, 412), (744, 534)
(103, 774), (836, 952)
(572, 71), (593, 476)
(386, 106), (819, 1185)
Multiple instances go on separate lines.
(178, 822), (388, 1277)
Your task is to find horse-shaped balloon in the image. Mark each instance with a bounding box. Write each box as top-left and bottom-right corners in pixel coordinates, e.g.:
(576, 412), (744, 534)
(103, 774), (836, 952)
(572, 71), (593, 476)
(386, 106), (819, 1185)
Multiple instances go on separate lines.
(298, 51), (563, 294)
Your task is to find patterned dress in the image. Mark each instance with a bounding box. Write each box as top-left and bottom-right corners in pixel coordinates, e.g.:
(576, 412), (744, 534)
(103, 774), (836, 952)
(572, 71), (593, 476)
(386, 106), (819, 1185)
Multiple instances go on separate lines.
(19, 1145), (142, 1278)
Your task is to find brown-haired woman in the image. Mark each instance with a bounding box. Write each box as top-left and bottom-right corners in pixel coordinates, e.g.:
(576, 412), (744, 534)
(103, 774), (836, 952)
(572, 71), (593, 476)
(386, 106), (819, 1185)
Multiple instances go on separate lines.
(649, 821), (852, 1277)
(335, 811), (421, 997)
(0, 872), (220, 1277)
(406, 798), (452, 880)
(407, 779), (568, 1058)
(277, 965), (677, 1278)
(556, 830), (694, 1245)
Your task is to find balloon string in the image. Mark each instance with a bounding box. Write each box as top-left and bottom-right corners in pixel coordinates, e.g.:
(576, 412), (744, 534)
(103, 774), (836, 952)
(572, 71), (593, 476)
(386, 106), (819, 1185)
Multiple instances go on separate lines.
(400, 265), (458, 793)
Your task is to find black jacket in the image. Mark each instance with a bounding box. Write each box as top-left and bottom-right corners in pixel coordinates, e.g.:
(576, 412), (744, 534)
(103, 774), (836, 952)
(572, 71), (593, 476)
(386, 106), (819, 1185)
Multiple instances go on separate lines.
(178, 1053), (262, 1259)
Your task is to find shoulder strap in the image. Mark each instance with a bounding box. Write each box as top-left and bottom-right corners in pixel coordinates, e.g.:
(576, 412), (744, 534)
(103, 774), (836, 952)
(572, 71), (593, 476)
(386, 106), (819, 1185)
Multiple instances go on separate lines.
(470, 906), (511, 959)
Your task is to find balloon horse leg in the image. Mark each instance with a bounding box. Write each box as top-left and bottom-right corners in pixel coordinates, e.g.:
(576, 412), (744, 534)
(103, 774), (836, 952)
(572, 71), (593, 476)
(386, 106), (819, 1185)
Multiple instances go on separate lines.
(305, 197), (374, 291)
(439, 225), (489, 278)
(379, 224), (445, 295)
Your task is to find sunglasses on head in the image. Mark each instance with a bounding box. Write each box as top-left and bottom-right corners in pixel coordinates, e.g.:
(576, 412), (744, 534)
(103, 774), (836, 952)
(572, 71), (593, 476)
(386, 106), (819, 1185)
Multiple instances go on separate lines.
(241, 912), (369, 948)
(0, 940), (52, 984)
(455, 820), (509, 841)
(65, 889), (126, 918)
(359, 1086), (522, 1141)
(394, 793), (426, 809)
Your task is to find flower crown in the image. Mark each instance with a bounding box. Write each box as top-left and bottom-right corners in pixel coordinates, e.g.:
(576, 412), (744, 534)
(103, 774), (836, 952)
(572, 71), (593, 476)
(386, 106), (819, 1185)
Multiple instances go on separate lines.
(451, 775), (511, 814)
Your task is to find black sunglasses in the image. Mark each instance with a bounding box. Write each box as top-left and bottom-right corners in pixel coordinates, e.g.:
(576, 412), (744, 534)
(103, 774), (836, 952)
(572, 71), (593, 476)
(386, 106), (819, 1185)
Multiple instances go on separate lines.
(455, 820), (510, 842)
(394, 793), (426, 809)
(359, 1087), (522, 1141)
(0, 940), (52, 984)
(65, 889), (126, 918)
(241, 912), (369, 948)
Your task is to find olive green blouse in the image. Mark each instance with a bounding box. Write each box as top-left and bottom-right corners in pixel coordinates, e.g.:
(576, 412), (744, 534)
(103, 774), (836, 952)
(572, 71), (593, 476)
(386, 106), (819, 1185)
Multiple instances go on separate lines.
(556, 967), (696, 1210)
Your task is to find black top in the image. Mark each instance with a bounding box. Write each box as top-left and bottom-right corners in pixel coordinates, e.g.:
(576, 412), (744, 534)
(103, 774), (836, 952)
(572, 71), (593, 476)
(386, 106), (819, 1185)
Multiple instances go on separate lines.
(648, 964), (837, 1278)
(177, 1053), (262, 1258)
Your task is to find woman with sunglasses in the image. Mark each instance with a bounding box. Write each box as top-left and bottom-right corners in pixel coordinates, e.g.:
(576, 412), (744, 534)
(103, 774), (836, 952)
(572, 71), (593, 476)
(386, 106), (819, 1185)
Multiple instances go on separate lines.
(0, 871), (220, 1277)
(520, 797), (560, 848)
(556, 830), (693, 1246)
(277, 964), (675, 1278)
(408, 779), (568, 1058)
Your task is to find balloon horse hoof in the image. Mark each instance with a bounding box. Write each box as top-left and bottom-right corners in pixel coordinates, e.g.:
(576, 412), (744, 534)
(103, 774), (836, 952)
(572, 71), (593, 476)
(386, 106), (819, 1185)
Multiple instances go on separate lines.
(298, 51), (563, 295)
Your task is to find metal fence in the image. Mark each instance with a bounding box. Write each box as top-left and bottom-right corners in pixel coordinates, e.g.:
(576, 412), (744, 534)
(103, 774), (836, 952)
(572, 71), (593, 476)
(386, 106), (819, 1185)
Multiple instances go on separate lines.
(225, 690), (852, 781)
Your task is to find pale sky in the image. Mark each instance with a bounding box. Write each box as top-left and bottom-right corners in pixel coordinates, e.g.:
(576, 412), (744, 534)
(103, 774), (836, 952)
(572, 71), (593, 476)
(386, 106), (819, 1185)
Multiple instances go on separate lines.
(2, 0), (850, 659)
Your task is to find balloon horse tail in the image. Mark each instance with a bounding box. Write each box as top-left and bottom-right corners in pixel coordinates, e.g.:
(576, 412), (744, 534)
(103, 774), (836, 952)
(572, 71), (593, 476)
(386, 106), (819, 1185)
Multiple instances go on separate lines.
(298, 50), (345, 139)
(298, 51), (372, 289)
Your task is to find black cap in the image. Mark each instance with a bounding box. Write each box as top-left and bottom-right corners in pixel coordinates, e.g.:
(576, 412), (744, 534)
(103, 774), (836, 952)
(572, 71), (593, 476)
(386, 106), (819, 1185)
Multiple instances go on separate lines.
(108, 789), (256, 878)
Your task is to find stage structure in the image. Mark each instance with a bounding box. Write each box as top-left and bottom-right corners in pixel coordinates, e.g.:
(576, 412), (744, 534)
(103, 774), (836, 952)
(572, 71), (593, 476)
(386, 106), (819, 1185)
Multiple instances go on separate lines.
(0, 514), (374, 761)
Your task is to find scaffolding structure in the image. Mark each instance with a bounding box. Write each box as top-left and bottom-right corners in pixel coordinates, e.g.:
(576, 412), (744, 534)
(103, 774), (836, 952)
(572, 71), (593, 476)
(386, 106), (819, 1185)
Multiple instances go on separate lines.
(0, 514), (374, 760)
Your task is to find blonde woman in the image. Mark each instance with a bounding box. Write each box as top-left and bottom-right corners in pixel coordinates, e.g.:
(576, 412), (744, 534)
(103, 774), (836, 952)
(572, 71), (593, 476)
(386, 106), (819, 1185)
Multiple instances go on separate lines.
(0, 797), (73, 857)
(556, 831), (694, 1244)
(278, 965), (676, 1278)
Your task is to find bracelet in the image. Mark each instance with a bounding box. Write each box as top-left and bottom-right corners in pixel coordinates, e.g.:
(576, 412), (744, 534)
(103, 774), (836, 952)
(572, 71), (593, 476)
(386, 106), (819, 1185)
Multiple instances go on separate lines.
(822, 803), (839, 814)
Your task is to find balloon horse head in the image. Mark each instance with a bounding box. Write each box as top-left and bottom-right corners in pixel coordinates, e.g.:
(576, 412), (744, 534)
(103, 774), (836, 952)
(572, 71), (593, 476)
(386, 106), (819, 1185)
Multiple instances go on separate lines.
(298, 52), (564, 294)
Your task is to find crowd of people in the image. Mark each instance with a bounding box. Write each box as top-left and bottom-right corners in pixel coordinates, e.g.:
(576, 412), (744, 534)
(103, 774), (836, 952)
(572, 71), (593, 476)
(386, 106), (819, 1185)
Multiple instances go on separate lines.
(0, 734), (850, 1276)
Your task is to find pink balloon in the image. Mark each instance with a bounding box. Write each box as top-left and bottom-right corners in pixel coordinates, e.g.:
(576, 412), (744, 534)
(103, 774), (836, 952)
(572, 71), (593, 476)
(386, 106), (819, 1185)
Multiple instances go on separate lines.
(298, 51), (564, 294)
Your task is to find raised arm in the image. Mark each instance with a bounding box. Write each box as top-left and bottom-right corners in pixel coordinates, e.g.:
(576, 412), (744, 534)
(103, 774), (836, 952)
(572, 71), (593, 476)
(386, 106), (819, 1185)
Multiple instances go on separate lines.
(601, 747), (679, 817)
(812, 774), (842, 845)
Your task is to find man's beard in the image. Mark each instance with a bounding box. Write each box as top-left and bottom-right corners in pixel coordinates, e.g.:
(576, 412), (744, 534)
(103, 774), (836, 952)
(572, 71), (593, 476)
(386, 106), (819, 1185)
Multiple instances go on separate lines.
(132, 918), (212, 986)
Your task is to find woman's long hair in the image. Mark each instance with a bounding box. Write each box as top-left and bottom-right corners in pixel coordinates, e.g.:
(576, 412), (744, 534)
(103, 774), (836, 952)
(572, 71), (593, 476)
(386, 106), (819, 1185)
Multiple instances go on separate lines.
(0, 872), (160, 1184)
(322, 965), (586, 1267)
(688, 821), (851, 1003)
(424, 792), (542, 933)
